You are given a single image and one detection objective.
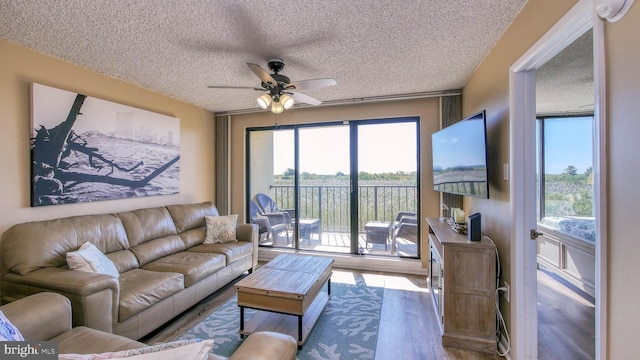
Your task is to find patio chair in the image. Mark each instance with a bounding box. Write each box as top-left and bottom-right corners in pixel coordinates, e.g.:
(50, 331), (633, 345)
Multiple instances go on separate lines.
(256, 193), (324, 243)
(392, 211), (418, 244)
(255, 193), (295, 229)
(249, 200), (290, 246)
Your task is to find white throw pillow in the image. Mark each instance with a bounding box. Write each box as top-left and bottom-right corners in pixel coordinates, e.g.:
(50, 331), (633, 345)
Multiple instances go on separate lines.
(204, 215), (238, 244)
(0, 309), (25, 341)
(66, 242), (120, 278)
(58, 339), (214, 360)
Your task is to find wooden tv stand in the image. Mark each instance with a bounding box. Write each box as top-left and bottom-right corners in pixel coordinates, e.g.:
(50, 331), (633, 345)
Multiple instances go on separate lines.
(426, 217), (497, 354)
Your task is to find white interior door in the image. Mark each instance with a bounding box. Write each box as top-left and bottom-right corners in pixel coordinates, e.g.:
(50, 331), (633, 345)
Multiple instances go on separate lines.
(509, 1), (606, 359)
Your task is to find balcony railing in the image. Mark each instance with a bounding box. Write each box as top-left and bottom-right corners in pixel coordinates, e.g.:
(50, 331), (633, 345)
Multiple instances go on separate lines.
(269, 185), (417, 232)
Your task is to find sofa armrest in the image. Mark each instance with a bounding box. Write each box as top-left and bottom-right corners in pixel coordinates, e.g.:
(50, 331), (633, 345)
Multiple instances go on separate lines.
(1, 292), (72, 341)
(236, 223), (257, 243)
(1, 267), (119, 333)
(236, 223), (259, 270)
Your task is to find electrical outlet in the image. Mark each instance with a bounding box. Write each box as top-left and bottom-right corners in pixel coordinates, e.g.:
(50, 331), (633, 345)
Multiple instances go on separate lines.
(503, 282), (510, 303)
(503, 163), (510, 181)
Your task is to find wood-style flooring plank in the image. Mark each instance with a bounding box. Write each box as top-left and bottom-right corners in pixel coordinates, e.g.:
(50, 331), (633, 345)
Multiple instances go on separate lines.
(143, 265), (593, 360)
(537, 268), (595, 360)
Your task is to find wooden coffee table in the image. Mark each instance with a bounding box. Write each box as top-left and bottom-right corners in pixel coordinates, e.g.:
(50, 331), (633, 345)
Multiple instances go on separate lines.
(235, 254), (334, 349)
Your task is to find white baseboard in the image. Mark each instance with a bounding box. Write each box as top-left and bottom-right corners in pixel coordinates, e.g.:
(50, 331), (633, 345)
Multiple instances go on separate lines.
(258, 248), (428, 275)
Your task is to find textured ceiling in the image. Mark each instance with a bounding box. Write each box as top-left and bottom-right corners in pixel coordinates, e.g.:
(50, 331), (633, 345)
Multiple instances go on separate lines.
(536, 30), (594, 116)
(1, 1), (539, 114)
(0, 0), (593, 114)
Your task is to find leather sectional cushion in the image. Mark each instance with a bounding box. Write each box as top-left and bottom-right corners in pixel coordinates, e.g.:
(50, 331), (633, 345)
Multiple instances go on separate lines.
(166, 201), (219, 234)
(53, 326), (144, 354)
(0, 214), (128, 276)
(231, 331), (298, 360)
(118, 207), (178, 247)
(187, 241), (253, 264)
(176, 227), (207, 249)
(141, 252), (226, 287)
(106, 250), (140, 274)
(129, 235), (186, 266)
(118, 269), (184, 322)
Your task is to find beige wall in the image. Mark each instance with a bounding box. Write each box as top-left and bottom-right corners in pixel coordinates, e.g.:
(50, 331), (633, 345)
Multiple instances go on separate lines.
(0, 39), (216, 235)
(464, 0), (640, 357)
(461, 0), (578, 340)
(227, 98), (442, 236)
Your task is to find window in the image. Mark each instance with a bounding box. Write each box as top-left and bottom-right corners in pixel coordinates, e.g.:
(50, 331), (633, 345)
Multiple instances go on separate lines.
(536, 116), (595, 242)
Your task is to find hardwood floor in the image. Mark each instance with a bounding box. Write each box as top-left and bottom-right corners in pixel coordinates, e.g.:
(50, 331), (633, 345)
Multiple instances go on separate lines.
(144, 266), (501, 360)
(144, 264), (594, 359)
(370, 271), (499, 360)
(537, 267), (595, 360)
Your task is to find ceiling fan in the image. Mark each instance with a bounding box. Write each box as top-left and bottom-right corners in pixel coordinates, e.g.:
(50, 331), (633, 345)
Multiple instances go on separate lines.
(208, 59), (337, 113)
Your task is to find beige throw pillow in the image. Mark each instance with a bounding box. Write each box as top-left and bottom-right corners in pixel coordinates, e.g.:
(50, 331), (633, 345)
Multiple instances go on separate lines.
(204, 214), (238, 244)
(66, 241), (120, 278)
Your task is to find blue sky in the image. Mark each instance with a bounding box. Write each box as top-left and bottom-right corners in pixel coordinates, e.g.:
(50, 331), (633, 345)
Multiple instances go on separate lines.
(431, 117), (486, 170)
(272, 116), (593, 176)
(541, 116), (593, 174)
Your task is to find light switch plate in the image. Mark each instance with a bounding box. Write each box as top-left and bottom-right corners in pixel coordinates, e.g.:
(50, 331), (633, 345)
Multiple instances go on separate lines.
(503, 163), (509, 181)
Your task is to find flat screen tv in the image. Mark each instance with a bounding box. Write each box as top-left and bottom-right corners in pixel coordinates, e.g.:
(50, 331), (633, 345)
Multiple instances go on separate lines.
(431, 110), (489, 198)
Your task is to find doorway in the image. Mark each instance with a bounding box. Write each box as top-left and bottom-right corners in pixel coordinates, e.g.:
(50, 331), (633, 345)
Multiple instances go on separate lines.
(247, 117), (420, 258)
(509, 1), (606, 359)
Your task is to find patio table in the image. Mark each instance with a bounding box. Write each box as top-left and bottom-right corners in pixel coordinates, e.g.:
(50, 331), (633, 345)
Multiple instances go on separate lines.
(365, 221), (391, 250)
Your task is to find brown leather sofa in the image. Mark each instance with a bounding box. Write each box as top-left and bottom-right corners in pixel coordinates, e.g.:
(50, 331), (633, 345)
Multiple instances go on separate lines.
(1, 292), (297, 360)
(0, 201), (257, 340)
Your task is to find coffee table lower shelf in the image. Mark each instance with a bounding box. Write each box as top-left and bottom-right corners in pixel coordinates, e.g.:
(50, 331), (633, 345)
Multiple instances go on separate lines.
(239, 291), (329, 349)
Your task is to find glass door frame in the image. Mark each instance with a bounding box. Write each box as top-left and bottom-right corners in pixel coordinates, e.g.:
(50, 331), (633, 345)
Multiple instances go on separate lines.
(246, 116), (421, 257)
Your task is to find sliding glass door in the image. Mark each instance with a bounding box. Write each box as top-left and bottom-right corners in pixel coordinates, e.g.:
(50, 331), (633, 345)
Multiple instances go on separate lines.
(248, 129), (296, 247)
(247, 117), (419, 258)
(357, 122), (419, 257)
(297, 125), (350, 252)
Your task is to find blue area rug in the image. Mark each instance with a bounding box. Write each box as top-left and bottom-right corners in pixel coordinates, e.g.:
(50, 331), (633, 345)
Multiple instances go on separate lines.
(178, 282), (383, 360)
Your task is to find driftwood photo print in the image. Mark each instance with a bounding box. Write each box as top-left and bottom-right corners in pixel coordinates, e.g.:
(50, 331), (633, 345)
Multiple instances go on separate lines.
(30, 83), (180, 207)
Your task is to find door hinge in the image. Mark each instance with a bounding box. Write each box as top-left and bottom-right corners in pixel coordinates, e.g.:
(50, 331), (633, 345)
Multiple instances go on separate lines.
(530, 229), (543, 239)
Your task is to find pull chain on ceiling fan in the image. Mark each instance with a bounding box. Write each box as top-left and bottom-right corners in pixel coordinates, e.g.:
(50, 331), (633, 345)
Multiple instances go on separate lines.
(208, 59), (337, 113)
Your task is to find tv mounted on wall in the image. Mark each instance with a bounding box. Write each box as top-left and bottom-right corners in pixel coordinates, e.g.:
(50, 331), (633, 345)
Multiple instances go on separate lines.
(431, 110), (489, 198)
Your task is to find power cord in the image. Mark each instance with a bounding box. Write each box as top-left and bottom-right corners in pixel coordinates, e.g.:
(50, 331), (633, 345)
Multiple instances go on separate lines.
(483, 235), (511, 357)
(495, 287), (511, 356)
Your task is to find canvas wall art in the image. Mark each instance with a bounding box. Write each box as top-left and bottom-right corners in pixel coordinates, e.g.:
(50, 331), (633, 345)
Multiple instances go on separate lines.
(30, 83), (180, 207)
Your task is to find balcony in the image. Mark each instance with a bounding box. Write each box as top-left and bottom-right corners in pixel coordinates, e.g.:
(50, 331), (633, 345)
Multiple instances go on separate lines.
(261, 184), (418, 257)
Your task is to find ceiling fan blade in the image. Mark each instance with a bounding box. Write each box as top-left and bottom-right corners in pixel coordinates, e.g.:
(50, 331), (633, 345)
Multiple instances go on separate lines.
(247, 63), (277, 86)
(290, 91), (322, 106)
(207, 85), (263, 90)
(287, 78), (337, 91)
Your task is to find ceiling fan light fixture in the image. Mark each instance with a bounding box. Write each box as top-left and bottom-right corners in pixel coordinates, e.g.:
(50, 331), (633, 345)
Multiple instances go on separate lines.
(270, 101), (284, 114)
(280, 94), (295, 109)
(257, 94), (271, 109)
(209, 60), (335, 112)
